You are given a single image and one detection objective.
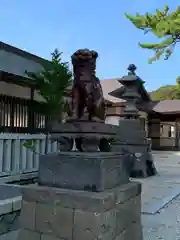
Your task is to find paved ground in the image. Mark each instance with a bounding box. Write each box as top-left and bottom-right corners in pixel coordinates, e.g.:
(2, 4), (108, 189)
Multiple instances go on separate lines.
(141, 151), (180, 239)
(134, 151), (180, 215)
(2, 151), (180, 239)
(0, 231), (19, 240)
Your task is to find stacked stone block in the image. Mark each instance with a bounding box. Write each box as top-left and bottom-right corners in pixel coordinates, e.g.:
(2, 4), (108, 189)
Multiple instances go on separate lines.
(18, 182), (142, 240)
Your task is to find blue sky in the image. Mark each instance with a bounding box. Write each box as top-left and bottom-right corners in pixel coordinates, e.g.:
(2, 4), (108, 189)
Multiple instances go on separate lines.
(0, 0), (179, 90)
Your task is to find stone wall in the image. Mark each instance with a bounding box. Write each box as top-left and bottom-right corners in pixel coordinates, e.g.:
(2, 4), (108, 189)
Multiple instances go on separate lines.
(18, 181), (142, 240)
(0, 185), (22, 237)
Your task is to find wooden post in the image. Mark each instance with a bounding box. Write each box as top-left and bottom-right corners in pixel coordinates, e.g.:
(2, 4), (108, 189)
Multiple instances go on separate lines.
(175, 121), (179, 149)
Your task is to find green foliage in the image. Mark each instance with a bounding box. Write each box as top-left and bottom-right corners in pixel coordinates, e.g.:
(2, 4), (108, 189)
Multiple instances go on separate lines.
(24, 49), (72, 153)
(23, 139), (42, 154)
(23, 139), (34, 148)
(125, 6), (180, 63)
(150, 84), (180, 100)
(176, 76), (180, 85)
(23, 139), (37, 153)
(176, 76), (180, 99)
(25, 48), (72, 119)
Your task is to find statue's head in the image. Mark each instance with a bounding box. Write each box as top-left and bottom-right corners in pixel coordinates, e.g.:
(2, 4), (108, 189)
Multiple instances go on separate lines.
(71, 49), (98, 64)
(71, 49), (98, 80)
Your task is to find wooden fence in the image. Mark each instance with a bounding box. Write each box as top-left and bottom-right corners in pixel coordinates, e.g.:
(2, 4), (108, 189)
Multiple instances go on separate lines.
(0, 94), (50, 133)
(0, 133), (58, 181)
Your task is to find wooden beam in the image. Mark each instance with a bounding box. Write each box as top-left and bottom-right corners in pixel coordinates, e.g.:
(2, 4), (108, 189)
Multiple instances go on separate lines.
(0, 70), (35, 87)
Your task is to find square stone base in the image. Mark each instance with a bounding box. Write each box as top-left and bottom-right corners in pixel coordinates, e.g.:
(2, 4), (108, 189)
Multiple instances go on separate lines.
(38, 152), (131, 191)
(18, 182), (143, 240)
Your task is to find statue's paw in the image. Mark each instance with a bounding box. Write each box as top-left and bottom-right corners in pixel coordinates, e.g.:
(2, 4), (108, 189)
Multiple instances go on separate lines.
(57, 137), (74, 151)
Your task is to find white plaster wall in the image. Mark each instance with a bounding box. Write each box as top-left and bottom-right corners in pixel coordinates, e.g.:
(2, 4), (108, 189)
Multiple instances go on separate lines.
(105, 116), (120, 126)
(0, 81), (31, 98)
(0, 49), (43, 77)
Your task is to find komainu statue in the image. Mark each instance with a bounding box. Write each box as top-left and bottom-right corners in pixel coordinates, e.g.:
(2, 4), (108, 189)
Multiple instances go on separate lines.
(70, 49), (106, 122)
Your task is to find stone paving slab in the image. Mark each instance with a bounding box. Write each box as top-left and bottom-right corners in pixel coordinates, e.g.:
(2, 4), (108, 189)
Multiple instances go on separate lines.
(133, 151), (180, 214)
(133, 174), (180, 214)
(142, 185), (180, 214)
(133, 178), (180, 214)
(0, 230), (19, 240)
(140, 151), (180, 239)
(143, 195), (180, 240)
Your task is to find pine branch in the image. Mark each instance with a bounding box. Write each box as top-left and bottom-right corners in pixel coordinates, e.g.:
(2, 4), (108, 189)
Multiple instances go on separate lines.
(125, 5), (180, 63)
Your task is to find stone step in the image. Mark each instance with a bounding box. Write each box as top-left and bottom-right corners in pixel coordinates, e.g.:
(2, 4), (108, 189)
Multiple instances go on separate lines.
(0, 185), (21, 237)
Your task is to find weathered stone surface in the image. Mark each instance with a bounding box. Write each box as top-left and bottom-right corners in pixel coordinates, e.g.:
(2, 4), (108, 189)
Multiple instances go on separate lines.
(115, 119), (147, 144)
(0, 210), (20, 236)
(35, 203), (73, 239)
(111, 118), (157, 178)
(75, 137), (100, 152)
(21, 182), (141, 211)
(0, 185), (21, 237)
(12, 196), (22, 211)
(41, 234), (64, 240)
(20, 201), (36, 230)
(38, 152), (131, 191)
(116, 195), (141, 235)
(21, 185), (115, 212)
(21, 185), (54, 203)
(19, 182), (142, 240)
(53, 191), (115, 213)
(0, 185), (21, 201)
(35, 203), (53, 234)
(131, 151), (157, 178)
(112, 143), (148, 153)
(113, 181), (141, 204)
(18, 229), (40, 240)
(56, 137), (74, 151)
(50, 120), (118, 152)
(115, 222), (143, 240)
(73, 208), (116, 240)
(51, 120), (116, 135)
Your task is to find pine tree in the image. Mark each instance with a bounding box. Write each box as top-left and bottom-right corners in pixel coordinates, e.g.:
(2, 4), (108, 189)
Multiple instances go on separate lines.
(125, 6), (180, 63)
(176, 76), (180, 99)
(23, 49), (72, 153)
(25, 48), (72, 121)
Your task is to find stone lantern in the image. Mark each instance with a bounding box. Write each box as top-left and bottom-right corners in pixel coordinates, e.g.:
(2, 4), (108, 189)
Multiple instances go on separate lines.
(109, 64), (157, 178)
(118, 64), (142, 119)
(110, 64), (144, 119)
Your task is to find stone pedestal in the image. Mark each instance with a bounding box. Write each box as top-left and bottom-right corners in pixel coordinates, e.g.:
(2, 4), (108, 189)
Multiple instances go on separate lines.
(112, 119), (157, 178)
(18, 181), (142, 240)
(17, 53), (144, 239)
(38, 152), (132, 191)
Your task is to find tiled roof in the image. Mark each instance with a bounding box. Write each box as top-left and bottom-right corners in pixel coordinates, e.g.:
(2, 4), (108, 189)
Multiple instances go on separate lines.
(152, 100), (180, 114)
(100, 78), (125, 103)
(100, 80), (180, 114)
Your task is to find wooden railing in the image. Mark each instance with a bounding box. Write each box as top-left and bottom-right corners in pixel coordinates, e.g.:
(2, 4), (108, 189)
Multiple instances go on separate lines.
(0, 133), (58, 180)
